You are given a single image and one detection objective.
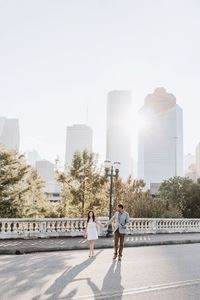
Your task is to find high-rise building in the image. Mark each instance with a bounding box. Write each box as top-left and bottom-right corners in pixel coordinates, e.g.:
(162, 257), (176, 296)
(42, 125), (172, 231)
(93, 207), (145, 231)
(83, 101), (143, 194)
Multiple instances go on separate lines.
(138, 87), (183, 187)
(65, 124), (93, 168)
(196, 143), (200, 179)
(25, 150), (41, 167)
(184, 153), (195, 175)
(36, 160), (60, 202)
(0, 117), (20, 151)
(106, 91), (132, 180)
(185, 164), (197, 182)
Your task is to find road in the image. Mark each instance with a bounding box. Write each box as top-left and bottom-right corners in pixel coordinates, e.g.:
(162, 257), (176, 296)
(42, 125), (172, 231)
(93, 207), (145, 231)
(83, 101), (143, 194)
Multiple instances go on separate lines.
(1, 244), (200, 300)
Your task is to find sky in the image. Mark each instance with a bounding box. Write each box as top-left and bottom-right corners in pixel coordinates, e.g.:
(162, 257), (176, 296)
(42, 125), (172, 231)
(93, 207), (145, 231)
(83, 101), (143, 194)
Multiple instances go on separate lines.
(0, 0), (200, 166)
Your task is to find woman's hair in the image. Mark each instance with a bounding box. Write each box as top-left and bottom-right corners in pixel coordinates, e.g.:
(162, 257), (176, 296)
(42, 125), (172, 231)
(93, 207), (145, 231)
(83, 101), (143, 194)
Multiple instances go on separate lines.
(87, 210), (95, 223)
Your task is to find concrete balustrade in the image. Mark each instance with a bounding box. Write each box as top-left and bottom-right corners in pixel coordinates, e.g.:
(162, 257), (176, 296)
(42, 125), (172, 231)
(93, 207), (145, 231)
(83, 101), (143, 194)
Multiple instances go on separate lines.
(0, 218), (200, 239)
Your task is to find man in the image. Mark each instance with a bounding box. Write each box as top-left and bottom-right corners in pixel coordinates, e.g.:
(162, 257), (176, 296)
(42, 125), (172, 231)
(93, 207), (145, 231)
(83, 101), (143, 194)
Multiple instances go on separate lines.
(105, 204), (129, 261)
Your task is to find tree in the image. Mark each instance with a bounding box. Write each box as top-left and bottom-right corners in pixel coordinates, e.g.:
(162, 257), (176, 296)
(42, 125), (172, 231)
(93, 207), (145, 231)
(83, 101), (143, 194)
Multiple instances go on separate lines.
(0, 146), (51, 218)
(158, 176), (200, 218)
(19, 168), (52, 218)
(113, 177), (164, 218)
(55, 172), (75, 217)
(57, 150), (108, 217)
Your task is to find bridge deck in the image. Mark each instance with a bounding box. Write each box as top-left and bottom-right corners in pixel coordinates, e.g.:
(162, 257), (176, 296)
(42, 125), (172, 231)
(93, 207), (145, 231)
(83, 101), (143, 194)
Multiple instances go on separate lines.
(1, 233), (200, 255)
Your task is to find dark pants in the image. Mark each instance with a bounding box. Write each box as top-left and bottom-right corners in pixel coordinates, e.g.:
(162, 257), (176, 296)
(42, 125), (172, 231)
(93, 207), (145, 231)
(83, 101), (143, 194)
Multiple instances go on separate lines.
(114, 229), (125, 257)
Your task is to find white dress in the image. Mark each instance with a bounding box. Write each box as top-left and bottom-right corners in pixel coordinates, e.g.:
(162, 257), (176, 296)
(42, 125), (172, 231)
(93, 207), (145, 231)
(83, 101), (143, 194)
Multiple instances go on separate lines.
(87, 220), (98, 241)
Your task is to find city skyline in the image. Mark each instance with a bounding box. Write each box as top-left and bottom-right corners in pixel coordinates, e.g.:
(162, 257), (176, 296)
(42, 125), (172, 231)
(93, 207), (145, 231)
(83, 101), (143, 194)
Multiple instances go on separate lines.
(0, 84), (199, 168)
(1, 1), (200, 164)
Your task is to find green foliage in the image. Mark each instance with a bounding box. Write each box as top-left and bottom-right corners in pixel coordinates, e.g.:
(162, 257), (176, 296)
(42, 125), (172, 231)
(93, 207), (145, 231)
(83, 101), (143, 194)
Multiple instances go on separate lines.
(2, 146), (200, 219)
(113, 177), (164, 218)
(0, 146), (51, 218)
(57, 150), (108, 217)
(158, 176), (200, 218)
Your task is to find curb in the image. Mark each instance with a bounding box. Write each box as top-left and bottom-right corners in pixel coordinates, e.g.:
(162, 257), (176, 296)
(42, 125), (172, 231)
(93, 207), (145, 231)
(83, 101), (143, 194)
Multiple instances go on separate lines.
(1, 239), (200, 255)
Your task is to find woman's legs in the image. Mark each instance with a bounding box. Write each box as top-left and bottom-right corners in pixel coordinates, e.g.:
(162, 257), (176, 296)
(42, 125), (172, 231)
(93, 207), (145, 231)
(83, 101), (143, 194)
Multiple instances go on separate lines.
(89, 241), (92, 257)
(91, 240), (95, 256)
(89, 240), (95, 257)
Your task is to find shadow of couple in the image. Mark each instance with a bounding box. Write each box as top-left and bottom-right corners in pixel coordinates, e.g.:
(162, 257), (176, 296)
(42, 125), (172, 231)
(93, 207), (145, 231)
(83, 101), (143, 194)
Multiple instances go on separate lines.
(36, 250), (124, 300)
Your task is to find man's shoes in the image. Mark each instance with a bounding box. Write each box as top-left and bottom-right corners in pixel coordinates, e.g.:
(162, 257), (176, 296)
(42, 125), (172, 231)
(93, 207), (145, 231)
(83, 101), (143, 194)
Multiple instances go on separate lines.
(113, 254), (117, 260)
(118, 256), (122, 261)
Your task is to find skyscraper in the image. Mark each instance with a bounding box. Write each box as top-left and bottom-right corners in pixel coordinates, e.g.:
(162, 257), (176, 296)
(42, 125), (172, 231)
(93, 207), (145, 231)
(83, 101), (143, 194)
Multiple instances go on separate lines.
(138, 87), (183, 187)
(184, 153), (195, 175)
(25, 150), (41, 167)
(36, 160), (60, 202)
(106, 91), (132, 180)
(0, 117), (20, 151)
(196, 142), (200, 179)
(65, 124), (93, 168)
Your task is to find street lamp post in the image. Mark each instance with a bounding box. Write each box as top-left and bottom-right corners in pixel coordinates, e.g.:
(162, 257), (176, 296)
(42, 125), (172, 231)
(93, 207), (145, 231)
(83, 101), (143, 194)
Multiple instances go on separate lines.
(104, 160), (120, 237)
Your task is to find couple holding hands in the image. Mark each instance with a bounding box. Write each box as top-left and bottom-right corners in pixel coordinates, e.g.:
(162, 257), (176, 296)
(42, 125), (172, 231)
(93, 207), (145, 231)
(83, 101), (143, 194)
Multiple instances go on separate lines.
(84, 204), (129, 261)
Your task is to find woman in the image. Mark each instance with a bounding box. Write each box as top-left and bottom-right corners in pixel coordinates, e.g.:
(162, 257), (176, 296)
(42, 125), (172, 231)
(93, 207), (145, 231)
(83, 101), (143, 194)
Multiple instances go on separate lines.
(84, 211), (103, 257)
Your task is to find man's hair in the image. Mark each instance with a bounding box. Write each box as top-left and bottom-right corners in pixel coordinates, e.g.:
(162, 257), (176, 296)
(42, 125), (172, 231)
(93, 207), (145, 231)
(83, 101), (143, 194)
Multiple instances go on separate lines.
(118, 204), (124, 209)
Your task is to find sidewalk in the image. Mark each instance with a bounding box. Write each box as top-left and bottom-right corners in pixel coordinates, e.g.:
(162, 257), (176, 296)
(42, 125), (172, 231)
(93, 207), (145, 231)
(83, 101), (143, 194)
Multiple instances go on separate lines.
(1, 233), (200, 255)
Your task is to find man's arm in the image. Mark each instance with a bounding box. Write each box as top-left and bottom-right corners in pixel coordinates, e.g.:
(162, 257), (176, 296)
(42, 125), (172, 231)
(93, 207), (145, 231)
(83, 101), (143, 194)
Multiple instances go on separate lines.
(105, 212), (116, 226)
(125, 213), (130, 224)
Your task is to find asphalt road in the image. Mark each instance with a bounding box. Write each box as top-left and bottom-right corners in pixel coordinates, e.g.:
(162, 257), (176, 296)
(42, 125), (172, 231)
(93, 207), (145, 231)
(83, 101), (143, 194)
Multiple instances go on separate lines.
(1, 244), (200, 300)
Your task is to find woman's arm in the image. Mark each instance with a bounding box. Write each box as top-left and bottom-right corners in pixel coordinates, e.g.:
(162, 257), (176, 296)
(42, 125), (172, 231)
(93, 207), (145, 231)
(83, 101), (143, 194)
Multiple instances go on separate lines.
(84, 222), (88, 238)
(95, 218), (104, 229)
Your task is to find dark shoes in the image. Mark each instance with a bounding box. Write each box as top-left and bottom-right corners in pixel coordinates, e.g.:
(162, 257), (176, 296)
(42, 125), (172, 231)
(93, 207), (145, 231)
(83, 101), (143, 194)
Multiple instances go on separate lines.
(113, 254), (122, 261)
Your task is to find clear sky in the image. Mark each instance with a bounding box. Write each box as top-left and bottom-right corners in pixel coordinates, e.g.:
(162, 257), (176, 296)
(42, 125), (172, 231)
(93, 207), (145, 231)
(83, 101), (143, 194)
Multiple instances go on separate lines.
(0, 0), (200, 166)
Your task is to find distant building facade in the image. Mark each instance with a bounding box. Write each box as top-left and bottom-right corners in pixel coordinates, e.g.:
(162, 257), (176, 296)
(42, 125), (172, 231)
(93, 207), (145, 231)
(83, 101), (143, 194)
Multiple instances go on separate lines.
(184, 144), (200, 182)
(196, 143), (200, 179)
(106, 91), (132, 180)
(185, 164), (197, 182)
(184, 153), (195, 175)
(138, 87), (183, 187)
(25, 150), (41, 167)
(65, 124), (93, 168)
(36, 160), (60, 203)
(0, 117), (20, 151)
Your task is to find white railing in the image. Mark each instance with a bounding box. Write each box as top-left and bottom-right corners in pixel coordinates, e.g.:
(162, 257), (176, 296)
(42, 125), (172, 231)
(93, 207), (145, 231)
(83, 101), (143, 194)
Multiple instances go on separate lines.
(0, 218), (200, 239)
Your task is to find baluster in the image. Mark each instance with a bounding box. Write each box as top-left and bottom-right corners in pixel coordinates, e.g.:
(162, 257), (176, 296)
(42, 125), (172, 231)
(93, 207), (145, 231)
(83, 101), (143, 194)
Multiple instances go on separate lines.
(51, 221), (56, 232)
(35, 222), (40, 232)
(1, 222), (6, 234)
(7, 222), (11, 233)
(29, 222), (33, 232)
(13, 222), (18, 234)
(60, 221), (65, 232)
(18, 222), (23, 234)
(66, 220), (70, 232)
(128, 220), (132, 234)
(57, 221), (61, 232)
(71, 220), (75, 232)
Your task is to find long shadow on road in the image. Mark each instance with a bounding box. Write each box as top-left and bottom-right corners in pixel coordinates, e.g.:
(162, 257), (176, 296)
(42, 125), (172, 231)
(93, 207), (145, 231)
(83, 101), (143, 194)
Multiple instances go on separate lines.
(86, 260), (123, 300)
(43, 250), (104, 300)
(0, 250), (124, 300)
(0, 252), (74, 300)
(42, 250), (124, 300)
